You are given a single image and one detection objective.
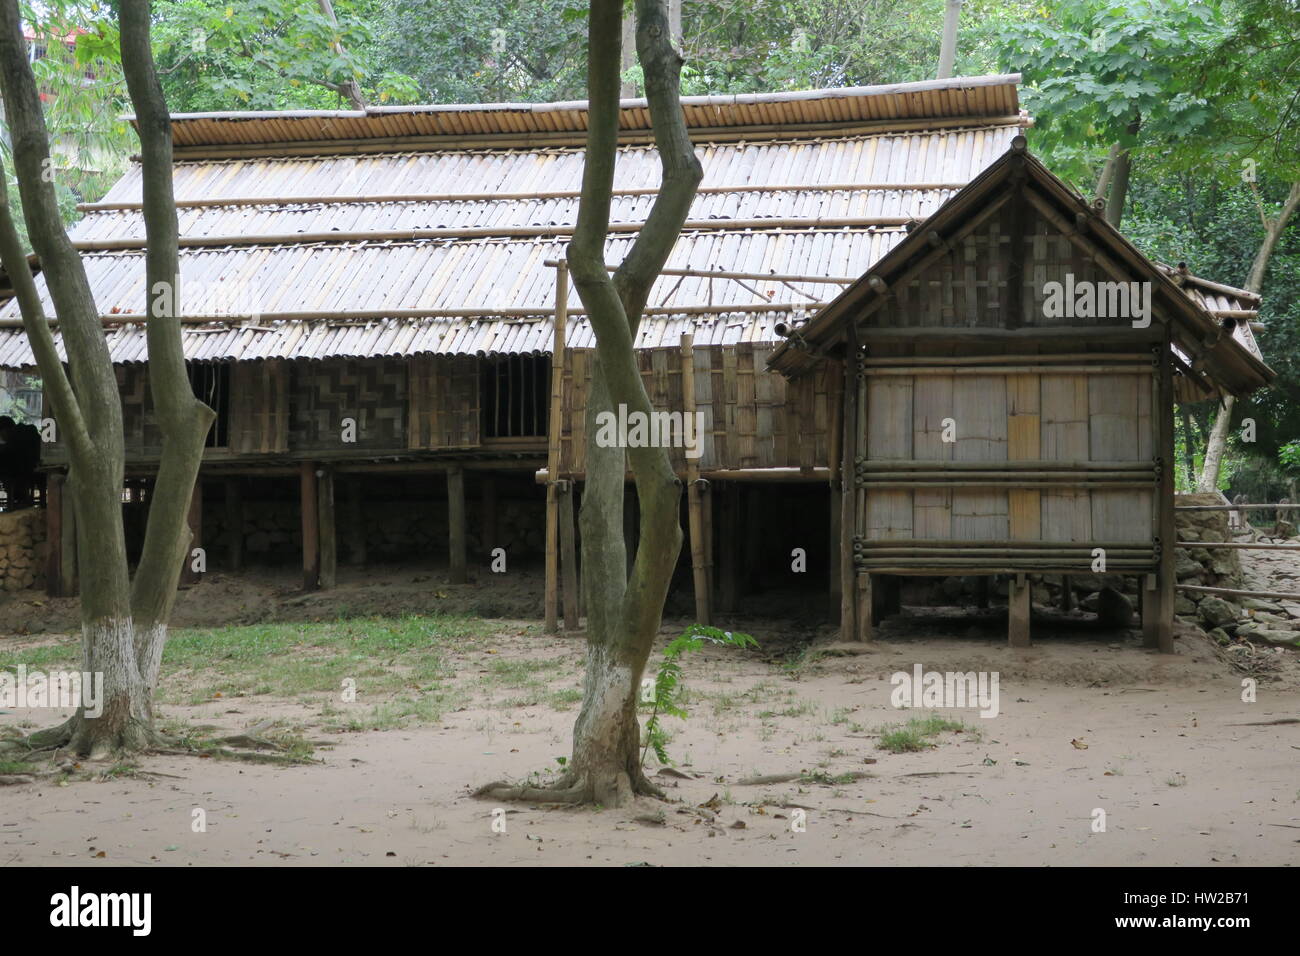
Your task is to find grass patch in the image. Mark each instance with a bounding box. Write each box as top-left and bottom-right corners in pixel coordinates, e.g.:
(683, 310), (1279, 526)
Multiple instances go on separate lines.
(876, 713), (971, 753)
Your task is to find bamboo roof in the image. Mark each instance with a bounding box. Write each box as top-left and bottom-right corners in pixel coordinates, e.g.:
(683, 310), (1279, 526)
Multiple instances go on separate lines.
(0, 77), (1032, 369)
(150, 75), (1025, 154)
(767, 142), (1272, 400)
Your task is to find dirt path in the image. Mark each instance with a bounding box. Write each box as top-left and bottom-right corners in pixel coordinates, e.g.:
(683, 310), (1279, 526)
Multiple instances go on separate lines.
(3, 623), (1297, 867)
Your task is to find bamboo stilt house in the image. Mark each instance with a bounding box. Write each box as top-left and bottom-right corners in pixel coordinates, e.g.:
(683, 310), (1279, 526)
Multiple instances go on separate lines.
(767, 138), (1273, 649)
(0, 75), (1037, 613)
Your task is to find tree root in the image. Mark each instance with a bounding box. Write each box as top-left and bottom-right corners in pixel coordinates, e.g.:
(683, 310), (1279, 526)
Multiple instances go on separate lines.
(474, 765), (667, 807)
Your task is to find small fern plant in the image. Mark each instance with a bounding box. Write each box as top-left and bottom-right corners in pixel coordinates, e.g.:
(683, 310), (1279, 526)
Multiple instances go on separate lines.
(641, 624), (757, 768)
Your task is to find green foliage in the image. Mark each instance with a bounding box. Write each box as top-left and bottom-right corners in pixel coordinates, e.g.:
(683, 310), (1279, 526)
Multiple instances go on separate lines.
(151, 0), (418, 111)
(640, 623), (756, 768)
(998, 0), (1227, 186)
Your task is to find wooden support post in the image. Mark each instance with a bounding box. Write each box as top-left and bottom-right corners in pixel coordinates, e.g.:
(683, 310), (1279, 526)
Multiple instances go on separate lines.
(300, 461), (319, 591)
(318, 466), (336, 589)
(855, 571), (874, 641)
(1155, 338), (1176, 653)
(702, 479), (714, 611)
(1008, 573), (1031, 647)
(481, 474), (498, 557)
(719, 482), (739, 613)
(180, 480), (202, 586)
(829, 480), (842, 622)
(59, 474), (77, 596)
(225, 478), (243, 572)
(1060, 574), (1075, 611)
(559, 479), (579, 629)
(1141, 573), (1159, 644)
(45, 473), (65, 597)
(448, 465), (467, 585)
(346, 478), (366, 565)
(681, 332), (712, 624)
(841, 344), (863, 640)
(544, 260), (568, 634)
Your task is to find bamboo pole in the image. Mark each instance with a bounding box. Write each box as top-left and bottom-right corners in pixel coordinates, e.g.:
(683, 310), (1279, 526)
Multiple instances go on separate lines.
(72, 215), (918, 252)
(534, 466), (830, 483)
(1176, 540), (1300, 550)
(1178, 583), (1300, 601)
(862, 353), (1151, 366)
(681, 332), (712, 625)
(543, 259), (858, 285)
(81, 181), (973, 213)
(854, 480), (1156, 489)
(867, 364), (1151, 376)
(167, 114), (1031, 160)
(544, 260), (568, 634)
(45, 473), (65, 597)
(559, 480), (579, 630)
(1175, 503), (1300, 511)
(0, 300), (826, 329)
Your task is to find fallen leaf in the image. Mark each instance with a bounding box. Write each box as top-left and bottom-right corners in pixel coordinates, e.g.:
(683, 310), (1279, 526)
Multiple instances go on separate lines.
(1071, 738), (1088, 750)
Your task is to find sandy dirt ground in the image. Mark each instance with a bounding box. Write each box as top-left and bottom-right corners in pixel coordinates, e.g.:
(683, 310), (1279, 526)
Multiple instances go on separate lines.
(2, 597), (1297, 867)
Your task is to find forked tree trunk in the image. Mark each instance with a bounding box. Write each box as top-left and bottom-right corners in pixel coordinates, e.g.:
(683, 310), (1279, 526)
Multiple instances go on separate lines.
(0, 0), (211, 757)
(1198, 181), (1300, 491)
(477, 0), (701, 807)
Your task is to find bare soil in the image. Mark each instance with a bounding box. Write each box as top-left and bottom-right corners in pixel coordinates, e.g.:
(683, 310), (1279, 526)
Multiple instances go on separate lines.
(1, 571), (1298, 867)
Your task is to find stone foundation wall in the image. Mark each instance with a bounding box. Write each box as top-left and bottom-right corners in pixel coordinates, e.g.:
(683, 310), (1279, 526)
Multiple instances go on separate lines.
(0, 507), (46, 591)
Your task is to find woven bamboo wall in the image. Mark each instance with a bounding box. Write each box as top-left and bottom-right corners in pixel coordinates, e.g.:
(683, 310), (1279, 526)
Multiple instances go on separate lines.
(229, 360), (288, 454)
(408, 354), (480, 449)
(865, 202), (1117, 330)
(288, 358), (408, 451)
(558, 343), (831, 474)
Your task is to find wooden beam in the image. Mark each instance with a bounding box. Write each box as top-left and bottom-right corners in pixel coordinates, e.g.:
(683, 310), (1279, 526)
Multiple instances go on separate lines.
(318, 465), (337, 589)
(300, 461), (319, 591)
(447, 465), (467, 585)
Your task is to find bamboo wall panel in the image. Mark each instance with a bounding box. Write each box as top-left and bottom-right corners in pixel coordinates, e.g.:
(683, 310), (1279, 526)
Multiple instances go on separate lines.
(1040, 373), (1091, 542)
(230, 359), (288, 454)
(859, 369), (1157, 550)
(950, 375), (1008, 540)
(409, 354), (480, 449)
(865, 377), (913, 539)
(1006, 373), (1040, 540)
(557, 344), (828, 474)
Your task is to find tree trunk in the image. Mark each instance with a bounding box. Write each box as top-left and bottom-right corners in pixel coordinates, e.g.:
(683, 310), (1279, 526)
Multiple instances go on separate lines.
(937, 0), (962, 79)
(478, 0), (700, 806)
(0, 0), (207, 756)
(1197, 180), (1300, 491)
(1104, 117), (1141, 227)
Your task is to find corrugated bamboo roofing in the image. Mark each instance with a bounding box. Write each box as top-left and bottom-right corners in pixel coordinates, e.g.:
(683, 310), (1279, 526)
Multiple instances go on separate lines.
(0, 76), (1032, 368)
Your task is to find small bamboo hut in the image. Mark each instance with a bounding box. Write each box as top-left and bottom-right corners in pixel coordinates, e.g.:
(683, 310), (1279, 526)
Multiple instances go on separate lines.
(768, 138), (1273, 649)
